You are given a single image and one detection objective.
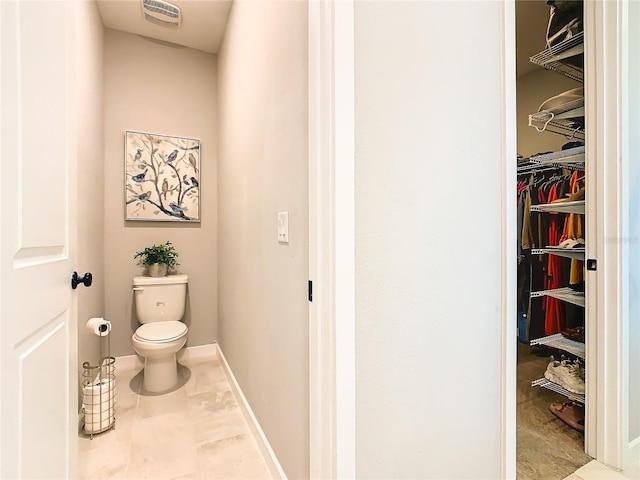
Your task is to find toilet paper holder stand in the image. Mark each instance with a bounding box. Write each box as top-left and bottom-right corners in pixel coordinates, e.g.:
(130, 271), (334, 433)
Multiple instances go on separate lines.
(81, 326), (116, 439)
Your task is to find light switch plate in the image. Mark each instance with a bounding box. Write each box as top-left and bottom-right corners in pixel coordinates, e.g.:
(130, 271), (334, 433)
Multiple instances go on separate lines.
(277, 211), (289, 243)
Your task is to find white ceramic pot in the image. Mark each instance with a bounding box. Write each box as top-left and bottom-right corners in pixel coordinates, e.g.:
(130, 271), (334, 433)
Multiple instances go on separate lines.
(148, 263), (168, 277)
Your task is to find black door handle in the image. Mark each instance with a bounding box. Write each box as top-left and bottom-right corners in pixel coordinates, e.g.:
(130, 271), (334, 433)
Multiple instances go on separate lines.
(71, 272), (93, 289)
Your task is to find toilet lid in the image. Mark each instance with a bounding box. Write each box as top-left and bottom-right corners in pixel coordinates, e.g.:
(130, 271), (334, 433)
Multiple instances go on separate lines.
(134, 321), (187, 343)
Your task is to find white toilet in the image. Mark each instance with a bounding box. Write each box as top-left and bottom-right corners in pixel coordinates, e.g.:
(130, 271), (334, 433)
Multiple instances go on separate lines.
(132, 274), (189, 392)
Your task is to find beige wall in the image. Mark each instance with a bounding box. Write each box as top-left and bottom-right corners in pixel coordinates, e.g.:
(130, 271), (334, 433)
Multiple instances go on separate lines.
(76, 0), (105, 380)
(217, 1), (309, 478)
(103, 29), (217, 357)
(517, 68), (582, 158)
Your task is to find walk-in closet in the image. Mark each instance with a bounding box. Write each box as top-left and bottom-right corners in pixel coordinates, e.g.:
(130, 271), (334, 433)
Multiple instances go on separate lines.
(515, 1), (591, 479)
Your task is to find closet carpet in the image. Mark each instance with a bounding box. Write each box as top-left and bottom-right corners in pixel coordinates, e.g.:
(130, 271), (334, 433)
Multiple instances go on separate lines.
(517, 341), (591, 480)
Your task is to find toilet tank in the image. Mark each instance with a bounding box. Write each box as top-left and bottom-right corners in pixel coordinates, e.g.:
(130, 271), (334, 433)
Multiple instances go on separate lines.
(133, 274), (188, 324)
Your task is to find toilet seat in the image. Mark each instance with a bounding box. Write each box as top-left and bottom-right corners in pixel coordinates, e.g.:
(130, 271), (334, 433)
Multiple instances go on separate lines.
(134, 321), (187, 344)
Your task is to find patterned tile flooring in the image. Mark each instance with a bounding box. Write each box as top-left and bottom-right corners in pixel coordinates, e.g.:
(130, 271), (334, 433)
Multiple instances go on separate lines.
(78, 354), (273, 480)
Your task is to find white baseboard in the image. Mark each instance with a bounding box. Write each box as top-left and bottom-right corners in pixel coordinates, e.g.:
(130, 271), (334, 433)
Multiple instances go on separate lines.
(177, 343), (218, 363)
(114, 343), (218, 371)
(216, 344), (287, 480)
(113, 353), (144, 371)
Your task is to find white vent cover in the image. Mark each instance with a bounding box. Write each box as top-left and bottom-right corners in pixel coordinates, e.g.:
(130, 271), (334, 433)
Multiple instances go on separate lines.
(141, 0), (181, 28)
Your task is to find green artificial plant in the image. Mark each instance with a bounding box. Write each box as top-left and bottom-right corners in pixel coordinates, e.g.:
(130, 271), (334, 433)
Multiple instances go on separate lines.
(134, 241), (180, 268)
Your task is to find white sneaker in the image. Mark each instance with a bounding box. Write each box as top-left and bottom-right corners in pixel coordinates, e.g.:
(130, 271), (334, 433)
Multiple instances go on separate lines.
(544, 357), (585, 394)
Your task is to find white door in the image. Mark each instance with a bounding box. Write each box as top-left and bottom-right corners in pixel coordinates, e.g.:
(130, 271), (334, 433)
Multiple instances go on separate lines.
(1, 1), (77, 478)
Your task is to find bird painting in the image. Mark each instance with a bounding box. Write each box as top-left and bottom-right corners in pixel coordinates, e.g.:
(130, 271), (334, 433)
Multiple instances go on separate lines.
(126, 190), (151, 204)
(169, 202), (185, 213)
(131, 169), (148, 183)
(125, 132), (201, 221)
(161, 178), (169, 199)
(166, 149), (178, 164)
(188, 153), (198, 173)
(138, 191), (151, 201)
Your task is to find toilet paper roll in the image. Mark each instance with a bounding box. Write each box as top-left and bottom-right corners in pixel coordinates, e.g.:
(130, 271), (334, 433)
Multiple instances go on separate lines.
(86, 318), (111, 336)
(83, 379), (115, 406)
(83, 411), (114, 433)
(83, 397), (114, 411)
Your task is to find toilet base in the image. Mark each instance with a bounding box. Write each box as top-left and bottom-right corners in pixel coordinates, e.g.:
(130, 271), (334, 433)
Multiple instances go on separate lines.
(143, 353), (178, 392)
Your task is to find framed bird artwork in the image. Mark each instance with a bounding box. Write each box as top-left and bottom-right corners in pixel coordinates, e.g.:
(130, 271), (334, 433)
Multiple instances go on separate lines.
(124, 131), (200, 222)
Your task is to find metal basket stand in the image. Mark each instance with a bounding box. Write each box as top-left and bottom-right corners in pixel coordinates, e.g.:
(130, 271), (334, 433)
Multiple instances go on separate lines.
(82, 336), (116, 439)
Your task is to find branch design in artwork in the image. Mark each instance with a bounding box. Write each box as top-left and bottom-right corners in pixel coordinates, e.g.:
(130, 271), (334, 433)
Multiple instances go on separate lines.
(125, 132), (200, 221)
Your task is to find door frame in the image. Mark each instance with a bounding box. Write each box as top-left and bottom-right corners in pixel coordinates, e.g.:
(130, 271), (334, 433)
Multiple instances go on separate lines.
(308, 1), (355, 478)
(586, 0), (640, 470)
(308, 0), (635, 477)
(499, 2), (518, 478)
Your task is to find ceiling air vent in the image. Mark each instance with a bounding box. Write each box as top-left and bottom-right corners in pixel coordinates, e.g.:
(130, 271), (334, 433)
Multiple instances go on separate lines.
(142, 0), (181, 28)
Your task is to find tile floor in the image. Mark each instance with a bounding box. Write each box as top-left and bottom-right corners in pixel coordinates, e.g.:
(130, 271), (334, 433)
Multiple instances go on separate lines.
(565, 459), (640, 480)
(78, 354), (273, 480)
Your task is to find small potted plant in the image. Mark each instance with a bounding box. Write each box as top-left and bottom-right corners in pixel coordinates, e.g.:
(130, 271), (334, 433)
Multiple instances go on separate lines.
(134, 241), (180, 277)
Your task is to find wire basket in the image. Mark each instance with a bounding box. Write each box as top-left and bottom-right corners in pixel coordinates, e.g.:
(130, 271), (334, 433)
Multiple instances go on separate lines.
(82, 356), (116, 438)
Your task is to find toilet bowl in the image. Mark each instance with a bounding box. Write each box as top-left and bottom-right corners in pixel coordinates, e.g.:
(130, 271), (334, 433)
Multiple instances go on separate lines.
(132, 274), (188, 393)
(132, 321), (188, 392)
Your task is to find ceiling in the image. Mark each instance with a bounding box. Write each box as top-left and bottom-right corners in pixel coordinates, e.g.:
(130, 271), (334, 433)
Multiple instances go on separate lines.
(97, 0), (550, 74)
(515, 0), (553, 77)
(96, 0), (233, 54)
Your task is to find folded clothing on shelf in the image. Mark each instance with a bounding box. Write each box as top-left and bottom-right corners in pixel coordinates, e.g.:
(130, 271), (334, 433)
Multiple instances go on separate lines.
(539, 87), (583, 110)
(556, 238), (585, 249)
(562, 141), (584, 150)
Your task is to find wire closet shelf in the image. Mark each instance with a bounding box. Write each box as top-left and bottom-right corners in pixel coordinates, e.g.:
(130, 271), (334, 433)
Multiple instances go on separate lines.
(529, 32), (584, 83)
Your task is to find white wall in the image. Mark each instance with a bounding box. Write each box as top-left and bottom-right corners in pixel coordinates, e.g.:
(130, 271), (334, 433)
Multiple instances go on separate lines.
(103, 29), (217, 357)
(76, 0), (105, 382)
(216, 1), (309, 478)
(516, 68), (581, 158)
(354, 2), (507, 477)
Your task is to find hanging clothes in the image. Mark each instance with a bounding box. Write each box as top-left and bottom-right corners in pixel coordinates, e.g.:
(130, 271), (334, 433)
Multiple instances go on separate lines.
(565, 171), (585, 285)
(516, 163), (586, 340)
(545, 184), (566, 335)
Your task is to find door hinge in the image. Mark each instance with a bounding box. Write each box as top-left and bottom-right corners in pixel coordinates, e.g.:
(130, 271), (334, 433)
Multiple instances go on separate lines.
(308, 280), (313, 302)
(586, 259), (597, 271)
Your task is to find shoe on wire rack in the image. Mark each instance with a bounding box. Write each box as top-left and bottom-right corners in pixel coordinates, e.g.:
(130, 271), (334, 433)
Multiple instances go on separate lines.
(549, 401), (585, 432)
(544, 355), (585, 394)
(561, 325), (585, 343)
